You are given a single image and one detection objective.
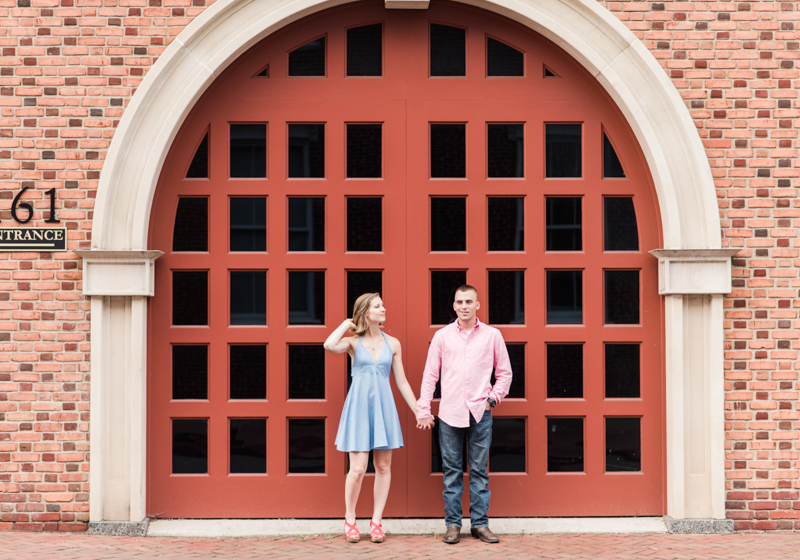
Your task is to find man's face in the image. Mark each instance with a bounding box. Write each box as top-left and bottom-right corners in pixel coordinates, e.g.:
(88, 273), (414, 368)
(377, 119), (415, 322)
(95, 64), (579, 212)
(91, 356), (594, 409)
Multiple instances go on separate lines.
(453, 289), (480, 323)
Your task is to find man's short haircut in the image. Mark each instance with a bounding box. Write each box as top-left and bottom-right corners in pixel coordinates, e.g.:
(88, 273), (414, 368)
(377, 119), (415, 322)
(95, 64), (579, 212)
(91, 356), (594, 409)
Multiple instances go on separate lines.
(454, 284), (478, 300)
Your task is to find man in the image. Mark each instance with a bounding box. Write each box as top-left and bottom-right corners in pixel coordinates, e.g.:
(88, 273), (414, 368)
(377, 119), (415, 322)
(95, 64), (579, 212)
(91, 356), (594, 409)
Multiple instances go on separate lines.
(416, 285), (512, 544)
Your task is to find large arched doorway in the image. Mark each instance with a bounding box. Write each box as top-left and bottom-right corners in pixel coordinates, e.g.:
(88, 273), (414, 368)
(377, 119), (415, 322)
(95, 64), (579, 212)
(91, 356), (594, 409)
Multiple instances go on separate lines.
(147, 1), (663, 519)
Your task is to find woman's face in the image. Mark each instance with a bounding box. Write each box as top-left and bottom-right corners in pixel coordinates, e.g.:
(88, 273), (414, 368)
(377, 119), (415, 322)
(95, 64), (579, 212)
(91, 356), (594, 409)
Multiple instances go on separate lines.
(365, 297), (386, 326)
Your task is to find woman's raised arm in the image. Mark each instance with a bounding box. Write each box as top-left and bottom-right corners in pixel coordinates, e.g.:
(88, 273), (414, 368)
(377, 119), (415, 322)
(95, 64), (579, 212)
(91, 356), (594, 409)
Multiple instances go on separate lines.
(323, 319), (356, 354)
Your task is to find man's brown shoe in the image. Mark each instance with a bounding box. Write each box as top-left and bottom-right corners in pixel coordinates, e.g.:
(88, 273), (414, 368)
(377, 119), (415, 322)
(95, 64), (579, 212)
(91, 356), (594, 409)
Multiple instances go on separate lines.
(470, 526), (499, 543)
(442, 526), (461, 544)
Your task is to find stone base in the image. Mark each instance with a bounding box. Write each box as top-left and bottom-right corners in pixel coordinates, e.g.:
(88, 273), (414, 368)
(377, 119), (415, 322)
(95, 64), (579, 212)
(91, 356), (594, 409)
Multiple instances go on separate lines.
(87, 520), (150, 537)
(663, 517), (734, 534)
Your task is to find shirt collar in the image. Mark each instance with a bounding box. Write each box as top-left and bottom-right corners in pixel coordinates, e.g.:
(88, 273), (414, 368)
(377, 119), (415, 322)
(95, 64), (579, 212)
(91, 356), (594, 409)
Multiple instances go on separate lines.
(454, 317), (481, 332)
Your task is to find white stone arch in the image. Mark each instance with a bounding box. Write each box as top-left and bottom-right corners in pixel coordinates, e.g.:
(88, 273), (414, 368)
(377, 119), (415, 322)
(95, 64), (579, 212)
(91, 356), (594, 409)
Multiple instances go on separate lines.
(82, 0), (734, 531)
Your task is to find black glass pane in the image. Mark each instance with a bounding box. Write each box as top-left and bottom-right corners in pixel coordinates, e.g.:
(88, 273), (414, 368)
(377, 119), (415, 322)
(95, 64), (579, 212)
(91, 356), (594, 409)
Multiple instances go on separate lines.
(347, 198), (382, 251)
(288, 198), (324, 251)
(603, 133), (625, 178)
(288, 37), (325, 76)
(487, 124), (524, 178)
(430, 24), (465, 77)
(347, 124), (382, 178)
(605, 344), (640, 398)
(490, 418), (525, 472)
(230, 345), (266, 399)
(230, 124), (266, 178)
(255, 65), (268, 78)
(546, 198), (582, 251)
(230, 271), (266, 325)
(347, 24), (381, 77)
(186, 132), (209, 178)
(546, 124), (581, 178)
(431, 270), (466, 325)
(172, 271), (207, 326)
(431, 197), (466, 251)
(604, 197), (639, 251)
(605, 270), (639, 325)
(488, 270), (524, 324)
(288, 345), (325, 399)
(487, 37), (524, 77)
(431, 421), (467, 473)
(544, 66), (557, 78)
(491, 343), (525, 399)
(547, 417), (583, 472)
(347, 270), (382, 315)
(172, 419), (207, 474)
(546, 270), (582, 324)
(488, 197), (523, 251)
(230, 198), (266, 252)
(173, 198), (208, 252)
(547, 344), (583, 398)
(431, 124), (466, 178)
(230, 419), (267, 474)
(288, 271), (325, 325)
(288, 124), (324, 178)
(288, 418), (325, 473)
(172, 345), (207, 400)
(606, 417), (641, 472)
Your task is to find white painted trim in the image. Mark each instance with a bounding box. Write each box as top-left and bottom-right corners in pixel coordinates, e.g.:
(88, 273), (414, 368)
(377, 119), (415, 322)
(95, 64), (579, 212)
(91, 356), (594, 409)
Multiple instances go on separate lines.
(651, 249), (739, 295)
(77, 251), (163, 297)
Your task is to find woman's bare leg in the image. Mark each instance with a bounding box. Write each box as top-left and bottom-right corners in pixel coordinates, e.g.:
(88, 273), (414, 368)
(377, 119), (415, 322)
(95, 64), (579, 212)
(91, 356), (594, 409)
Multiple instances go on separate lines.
(371, 449), (392, 525)
(345, 452), (369, 524)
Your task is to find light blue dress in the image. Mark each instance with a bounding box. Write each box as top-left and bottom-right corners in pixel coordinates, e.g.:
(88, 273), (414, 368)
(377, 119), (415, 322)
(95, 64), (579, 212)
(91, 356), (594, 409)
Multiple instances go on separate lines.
(335, 332), (404, 452)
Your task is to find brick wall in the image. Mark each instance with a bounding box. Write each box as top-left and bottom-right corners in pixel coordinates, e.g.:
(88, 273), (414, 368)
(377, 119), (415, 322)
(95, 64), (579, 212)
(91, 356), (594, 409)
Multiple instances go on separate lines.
(0, 0), (797, 532)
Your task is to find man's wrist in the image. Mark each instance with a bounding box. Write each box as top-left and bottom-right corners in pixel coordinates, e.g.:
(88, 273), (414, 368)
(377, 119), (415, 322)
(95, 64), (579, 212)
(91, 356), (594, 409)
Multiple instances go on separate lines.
(487, 398), (497, 408)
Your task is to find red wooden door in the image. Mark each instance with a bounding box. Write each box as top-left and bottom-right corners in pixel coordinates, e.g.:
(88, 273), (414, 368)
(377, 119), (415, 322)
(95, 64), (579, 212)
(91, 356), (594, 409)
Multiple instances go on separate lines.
(148, 1), (663, 519)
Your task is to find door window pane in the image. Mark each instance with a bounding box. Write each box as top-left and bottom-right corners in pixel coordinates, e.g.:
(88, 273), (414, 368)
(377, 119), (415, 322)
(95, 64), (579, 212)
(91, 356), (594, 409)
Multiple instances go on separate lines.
(546, 198), (581, 251)
(230, 124), (266, 178)
(488, 197), (524, 251)
(605, 270), (639, 325)
(603, 133), (625, 178)
(431, 197), (466, 251)
(288, 37), (325, 76)
(430, 24), (465, 77)
(604, 197), (639, 251)
(288, 124), (324, 178)
(288, 198), (324, 251)
(606, 417), (641, 472)
(547, 344), (583, 398)
(487, 37), (523, 77)
(230, 271), (266, 325)
(347, 197), (382, 251)
(605, 344), (640, 399)
(488, 270), (524, 324)
(546, 124), (581, 178)
(490, 418), (525, 472)
(491, 343), (525, 399)
(431, 421), (467, 473)
(347, 124), (382, 178)
(547, 417), (583, 472)
(173, 271), (207, 326)
(288, 271), (325, 325)
(488, 124), (524, 178)
(186, 132), (209, 178)
(347, 270), (382, 315)
(288, 419), (325, 473)
(172, 345), (207, 400)
(172, 419), (207, 474)
(173, 198), (208, 252)
(230, 419), (267, 474)
(230, 198), (266, 252)
(431, 270), (466, 325)
(546, 270), (582, 324)
(230, 345), (266, 400)
(430, 124), (466, 178)
(347, 24), (382, 77)
(288, 345), (325, 400)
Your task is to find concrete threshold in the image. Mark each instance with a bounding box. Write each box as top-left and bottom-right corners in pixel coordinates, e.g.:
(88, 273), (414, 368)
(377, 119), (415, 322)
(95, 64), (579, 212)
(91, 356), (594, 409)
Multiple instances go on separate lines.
(147, 517), (668, 538)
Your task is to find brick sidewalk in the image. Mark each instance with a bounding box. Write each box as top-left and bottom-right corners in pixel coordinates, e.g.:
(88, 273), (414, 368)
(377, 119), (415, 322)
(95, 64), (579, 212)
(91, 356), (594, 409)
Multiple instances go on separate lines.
(0, 532), (799, 560)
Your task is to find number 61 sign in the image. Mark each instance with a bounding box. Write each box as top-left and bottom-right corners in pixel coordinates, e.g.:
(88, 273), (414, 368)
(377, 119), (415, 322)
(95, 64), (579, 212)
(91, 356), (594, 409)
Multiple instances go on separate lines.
(0, 187), (66, 252)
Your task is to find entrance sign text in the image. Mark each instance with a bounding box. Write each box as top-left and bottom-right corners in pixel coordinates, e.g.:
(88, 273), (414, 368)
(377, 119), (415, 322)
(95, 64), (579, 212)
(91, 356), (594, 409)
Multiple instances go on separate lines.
(0, 227), (67, 251)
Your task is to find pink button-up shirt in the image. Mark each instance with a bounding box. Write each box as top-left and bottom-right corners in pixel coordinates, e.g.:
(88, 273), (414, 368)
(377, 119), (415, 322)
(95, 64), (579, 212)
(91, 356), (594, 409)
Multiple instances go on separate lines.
(417, 319), (513, 428)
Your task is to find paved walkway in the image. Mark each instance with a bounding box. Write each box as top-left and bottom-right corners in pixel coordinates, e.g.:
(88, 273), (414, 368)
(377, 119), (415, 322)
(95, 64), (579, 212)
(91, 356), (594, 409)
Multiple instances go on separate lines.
(1, 532), (799, 560)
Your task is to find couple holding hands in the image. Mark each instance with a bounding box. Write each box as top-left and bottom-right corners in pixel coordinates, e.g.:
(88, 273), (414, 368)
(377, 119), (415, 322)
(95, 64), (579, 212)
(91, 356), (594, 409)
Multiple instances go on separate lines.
(323, 285), (513, 545)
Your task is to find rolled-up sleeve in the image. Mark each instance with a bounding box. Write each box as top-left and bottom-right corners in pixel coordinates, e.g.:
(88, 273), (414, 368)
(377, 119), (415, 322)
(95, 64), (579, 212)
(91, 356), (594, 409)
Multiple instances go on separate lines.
(488, 332), (512, 404)
(417, 332), (442, 418)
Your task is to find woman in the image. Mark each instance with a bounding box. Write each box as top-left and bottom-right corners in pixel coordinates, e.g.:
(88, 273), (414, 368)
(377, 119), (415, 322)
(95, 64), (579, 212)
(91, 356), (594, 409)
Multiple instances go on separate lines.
(323, 293), (420, 543)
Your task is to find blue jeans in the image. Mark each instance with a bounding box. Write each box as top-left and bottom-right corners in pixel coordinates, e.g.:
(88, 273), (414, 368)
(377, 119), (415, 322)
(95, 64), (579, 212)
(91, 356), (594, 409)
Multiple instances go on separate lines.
(438, 409), (492, 528)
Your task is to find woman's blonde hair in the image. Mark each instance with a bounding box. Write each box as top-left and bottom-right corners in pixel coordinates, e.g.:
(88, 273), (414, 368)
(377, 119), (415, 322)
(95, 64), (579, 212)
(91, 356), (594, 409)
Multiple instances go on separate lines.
(352, 292), (381, 336)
